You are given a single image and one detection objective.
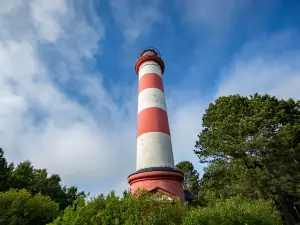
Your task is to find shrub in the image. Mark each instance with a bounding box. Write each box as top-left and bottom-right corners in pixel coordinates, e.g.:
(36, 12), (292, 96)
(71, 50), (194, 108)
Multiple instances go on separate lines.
(182, 197), (282, 225)
(51, 190), (187, 225)
(0, 189), (59, 225)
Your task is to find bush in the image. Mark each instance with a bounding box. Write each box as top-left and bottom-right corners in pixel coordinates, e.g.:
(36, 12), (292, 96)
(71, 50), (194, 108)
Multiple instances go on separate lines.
(50, 190), (187, 225)
(121, 191), (186, 225)
(0, 189), (59, 225)
(182, 197), (282, 225)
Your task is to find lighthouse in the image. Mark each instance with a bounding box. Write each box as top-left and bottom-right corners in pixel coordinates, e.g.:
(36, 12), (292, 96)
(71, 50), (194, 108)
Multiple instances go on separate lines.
(128, 48), (185, 203)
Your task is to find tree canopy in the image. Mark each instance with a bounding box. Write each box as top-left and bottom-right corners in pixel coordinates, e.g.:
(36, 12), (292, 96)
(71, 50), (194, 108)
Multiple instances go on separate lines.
(195, 94), (300, 224)
(0, 189), (59, 225)
(0, 149), (85, 211)
(0, 148), (11, 192)
(175, 161), (200, 195)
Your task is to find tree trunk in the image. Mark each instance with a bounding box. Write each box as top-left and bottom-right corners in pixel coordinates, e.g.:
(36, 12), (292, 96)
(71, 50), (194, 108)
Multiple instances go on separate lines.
(263, 163), (296, 224)
(279, 196), (295, 225)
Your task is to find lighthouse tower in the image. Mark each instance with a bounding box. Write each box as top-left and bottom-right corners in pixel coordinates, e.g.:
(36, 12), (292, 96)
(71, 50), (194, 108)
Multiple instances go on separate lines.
(128, 48), (185, 203)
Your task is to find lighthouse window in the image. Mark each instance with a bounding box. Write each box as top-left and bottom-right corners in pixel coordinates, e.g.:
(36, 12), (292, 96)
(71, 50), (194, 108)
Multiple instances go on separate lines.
(142, 50), (156, 57)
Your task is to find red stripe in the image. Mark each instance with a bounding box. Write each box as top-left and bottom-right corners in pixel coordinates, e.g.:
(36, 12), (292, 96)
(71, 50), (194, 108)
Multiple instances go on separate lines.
(137, 107), (170, 137)
(139, 73), (164, 94)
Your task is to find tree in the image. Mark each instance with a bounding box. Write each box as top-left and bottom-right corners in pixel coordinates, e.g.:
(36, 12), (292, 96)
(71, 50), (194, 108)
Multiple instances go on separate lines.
(2, 150), (85, 211)
(59, 186), (86, 210)
(10, 160), (35, 190)
(175, 161), (200, 195)
(0, 189), (59, 225)
(199, 160), (269, 204)
(195, 94), (300, 224)
(122, 189), (130, 198)
(0, 148), (11, 191)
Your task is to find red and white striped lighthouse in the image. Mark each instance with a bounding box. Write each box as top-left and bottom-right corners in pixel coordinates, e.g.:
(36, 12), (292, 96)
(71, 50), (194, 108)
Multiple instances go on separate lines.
(128, 48), (185, 203)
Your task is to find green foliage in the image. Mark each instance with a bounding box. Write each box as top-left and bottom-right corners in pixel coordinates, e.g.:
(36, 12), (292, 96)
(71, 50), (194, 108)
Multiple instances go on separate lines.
(0, 189), (59, 225)
(52, 191), (282, 225)
(200, 160), (271, 202)
(196, 94), (299, 164)
(121, 191), (186, 225)
(196, 94), (300, 222)
(0, 148), (11, 191)
(50, 194), (107, 225)
(175, 161), (200, 195)
(10, 160), (34, 190)
(50, 190), (186, 225)
(182, 197), (282, 225)
(0, 149), (85, 211)
(0, 145), (288, 225)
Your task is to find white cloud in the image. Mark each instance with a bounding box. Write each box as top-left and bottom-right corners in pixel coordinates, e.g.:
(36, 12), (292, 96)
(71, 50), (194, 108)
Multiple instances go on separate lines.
(30, 0), (68, 42)
(216, 30), (300, 99)
(109, 0), (164, 43)
(0, 0), (131, 194)
(168, 95), (206, 173)
(0, 0), (22, 15)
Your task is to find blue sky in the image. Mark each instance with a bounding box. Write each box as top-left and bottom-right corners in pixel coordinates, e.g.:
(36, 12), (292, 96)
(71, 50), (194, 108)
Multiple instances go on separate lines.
(0, 0), (300, 196)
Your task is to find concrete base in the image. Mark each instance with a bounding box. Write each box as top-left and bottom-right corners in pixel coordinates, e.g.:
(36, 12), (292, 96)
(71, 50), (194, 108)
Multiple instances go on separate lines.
(128, 170), (185, 204)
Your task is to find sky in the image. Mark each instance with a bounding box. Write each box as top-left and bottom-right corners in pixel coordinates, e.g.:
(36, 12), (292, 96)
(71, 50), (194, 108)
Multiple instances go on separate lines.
(0, 0), (300, 197)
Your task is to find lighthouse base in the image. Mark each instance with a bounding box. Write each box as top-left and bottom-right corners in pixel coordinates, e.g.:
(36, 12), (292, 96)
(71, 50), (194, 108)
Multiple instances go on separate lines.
(128, 167), (185, 204)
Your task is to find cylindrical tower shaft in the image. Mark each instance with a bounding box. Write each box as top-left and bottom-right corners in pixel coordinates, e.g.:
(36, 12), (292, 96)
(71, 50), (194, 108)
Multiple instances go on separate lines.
(128, 48), (185, 204)
(136, 59), (174, 171)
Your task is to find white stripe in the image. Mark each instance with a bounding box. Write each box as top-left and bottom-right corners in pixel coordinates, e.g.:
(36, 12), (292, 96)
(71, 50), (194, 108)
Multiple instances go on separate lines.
(136, 132), (174, 170)
(138, 61), (162, 79)
(138, 88), (166, 113)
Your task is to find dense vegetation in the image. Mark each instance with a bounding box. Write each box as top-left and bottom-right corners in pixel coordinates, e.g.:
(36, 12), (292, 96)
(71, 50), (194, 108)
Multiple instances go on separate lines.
(0, 93), (299, 224)
(195, 94), (300, 224)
